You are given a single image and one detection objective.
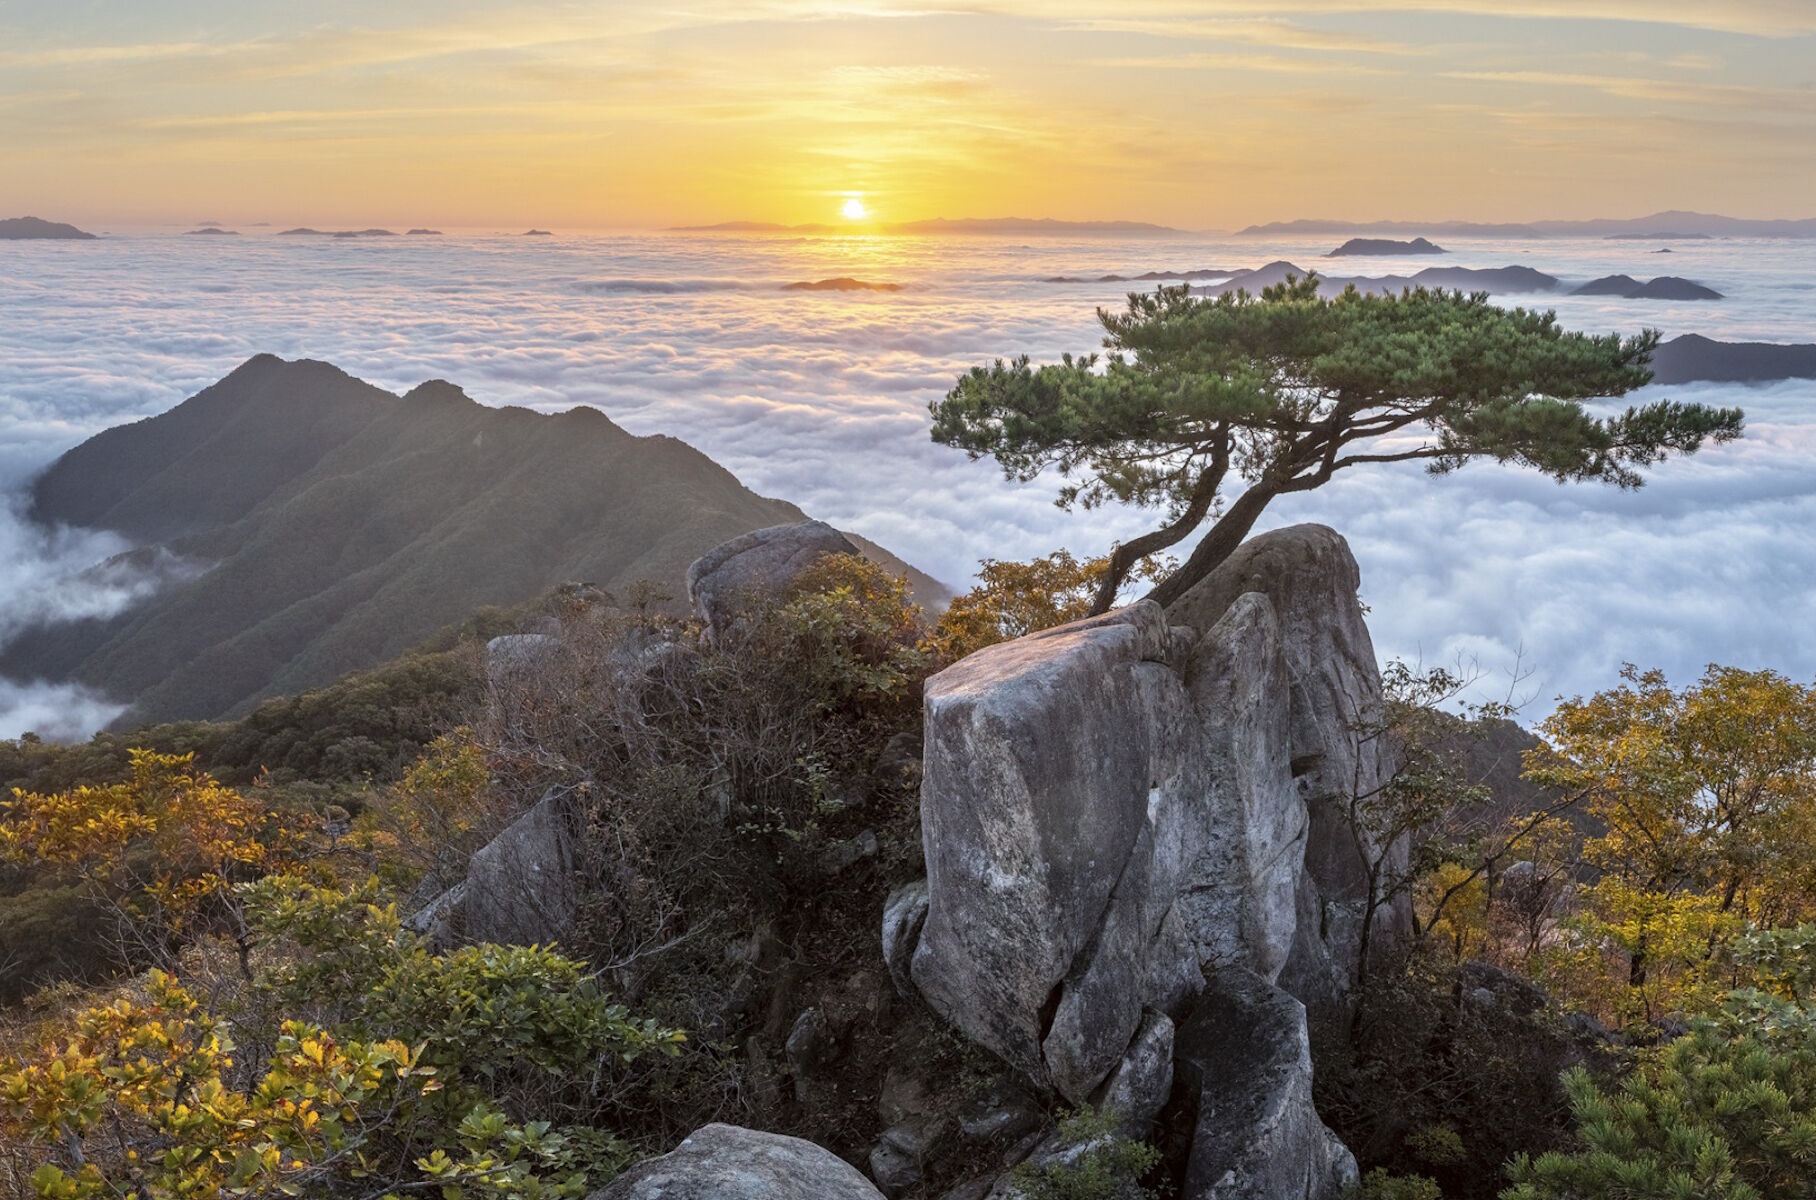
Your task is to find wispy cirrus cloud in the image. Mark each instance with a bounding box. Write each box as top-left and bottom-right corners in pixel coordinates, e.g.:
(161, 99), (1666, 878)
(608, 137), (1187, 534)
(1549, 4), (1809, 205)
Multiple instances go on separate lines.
(2, 0), (1813, 233)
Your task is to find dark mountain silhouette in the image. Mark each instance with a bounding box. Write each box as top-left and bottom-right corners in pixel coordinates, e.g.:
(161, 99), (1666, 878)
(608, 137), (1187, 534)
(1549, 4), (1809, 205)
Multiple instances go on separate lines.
(1240, 211), (1816, 238)
(185, 227), (239, 236)
(1573, 274), (1721, 300)
(782, 277), (901, 291)
(9, 356), (948, 726)
(1200, 261), (1559, 297)
(1326, 237), (1446, 256)
(1632, 277), (1723, 300)
(0, 216), (97, 240)
(523, 229), (553, 236)
(1043, 268), (1235, 283)
(278, 228), (397, 238)
(407, 228), (443, 236)
(1573, 274), (1643, 295)
(1647, 334), (1816, 385)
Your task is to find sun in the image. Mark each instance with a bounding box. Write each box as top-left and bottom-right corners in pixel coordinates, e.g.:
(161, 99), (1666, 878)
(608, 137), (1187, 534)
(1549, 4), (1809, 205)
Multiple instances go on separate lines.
(841, 195), (869, 221)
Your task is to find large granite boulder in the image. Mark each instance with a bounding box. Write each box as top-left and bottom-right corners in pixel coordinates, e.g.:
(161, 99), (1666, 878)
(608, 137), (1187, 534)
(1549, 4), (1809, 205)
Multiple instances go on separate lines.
(485, 632), (560, 686)
(910, 593), (1315, 1104)
(911, 603), (1189, 1096)
(1175, 969), (1357, 1199)
(406, 787), (577, 948)
(1165, 523), (1408, 1024)
(686, 520), (858, 640)
(902, 523), (1390, 1196)
(589, 1123), (884, 1200)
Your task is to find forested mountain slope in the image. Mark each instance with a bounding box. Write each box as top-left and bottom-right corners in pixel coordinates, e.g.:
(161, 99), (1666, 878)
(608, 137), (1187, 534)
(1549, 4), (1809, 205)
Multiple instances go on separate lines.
(8, 355), (946, 725)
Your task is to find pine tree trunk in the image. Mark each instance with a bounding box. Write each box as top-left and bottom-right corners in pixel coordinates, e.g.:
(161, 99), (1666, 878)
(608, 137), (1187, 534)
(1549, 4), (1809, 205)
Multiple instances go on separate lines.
(1144, 483), (1280, 610)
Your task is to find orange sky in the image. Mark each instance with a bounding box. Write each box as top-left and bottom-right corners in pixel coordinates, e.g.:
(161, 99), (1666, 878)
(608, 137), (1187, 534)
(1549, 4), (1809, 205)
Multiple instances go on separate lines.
(3, 1), (1814, 230)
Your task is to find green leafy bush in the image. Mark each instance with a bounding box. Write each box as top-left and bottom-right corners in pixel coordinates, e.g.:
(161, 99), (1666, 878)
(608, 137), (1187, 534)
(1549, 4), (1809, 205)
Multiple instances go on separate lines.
(0, 876), (681, 1199)
(1008, 1109), (1160, 1200)
(1359, 1171), (1445, 1200)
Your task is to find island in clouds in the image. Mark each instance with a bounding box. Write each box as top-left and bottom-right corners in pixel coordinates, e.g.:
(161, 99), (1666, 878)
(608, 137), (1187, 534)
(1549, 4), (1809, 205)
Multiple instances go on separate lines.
(0, 216), (97, 239)
(1327, 237), (1446, 256)
(1242, 210), (1816, 238)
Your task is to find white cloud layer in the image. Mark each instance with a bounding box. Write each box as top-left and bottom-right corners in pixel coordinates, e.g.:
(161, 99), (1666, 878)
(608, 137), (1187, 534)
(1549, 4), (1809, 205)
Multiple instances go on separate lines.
(0, 229), (1812, 736)
(0, 495), (169, 738)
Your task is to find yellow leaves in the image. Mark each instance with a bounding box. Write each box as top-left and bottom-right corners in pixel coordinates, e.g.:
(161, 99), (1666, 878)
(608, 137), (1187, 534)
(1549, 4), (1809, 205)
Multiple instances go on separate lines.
(1515, 663), (1816, 1025)
(1421, 861), (1490, 959)
(0, 751), (300, 952)
(3, 978), (469, 1200)
(1539, 664), (1816, 911)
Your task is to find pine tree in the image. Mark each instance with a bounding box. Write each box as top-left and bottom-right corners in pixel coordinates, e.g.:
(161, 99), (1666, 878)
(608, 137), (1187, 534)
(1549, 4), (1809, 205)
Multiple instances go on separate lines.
(931, 277), (1743, 611)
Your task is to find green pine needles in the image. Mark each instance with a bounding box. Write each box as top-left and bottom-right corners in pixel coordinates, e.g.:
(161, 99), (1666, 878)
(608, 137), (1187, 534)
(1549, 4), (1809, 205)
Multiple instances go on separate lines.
(931, 277), (1744, 612)
(1506, 942), (1816, 1200)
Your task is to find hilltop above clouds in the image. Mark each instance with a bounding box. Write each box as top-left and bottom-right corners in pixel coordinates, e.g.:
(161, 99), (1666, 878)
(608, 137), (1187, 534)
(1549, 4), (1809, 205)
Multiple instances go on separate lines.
(5, 356), (948, 729)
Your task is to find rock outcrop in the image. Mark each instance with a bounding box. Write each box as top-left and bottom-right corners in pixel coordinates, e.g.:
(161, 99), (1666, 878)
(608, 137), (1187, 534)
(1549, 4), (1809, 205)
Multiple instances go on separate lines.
(589, 1123), (885, 1200)
(407, 787), (578, 948)
(485, 632), (560, 686)
(1165, 523), (1407, 1024)
(902, 524), (1387, 1197)
(686, 520), (860, 640)
(1175, 970), (1357, 1199)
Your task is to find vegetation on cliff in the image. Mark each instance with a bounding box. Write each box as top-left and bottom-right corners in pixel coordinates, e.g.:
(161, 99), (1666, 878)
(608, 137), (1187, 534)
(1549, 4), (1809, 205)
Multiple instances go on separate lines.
(7, 535), (1816, 1198)
(931, 277), (1742, 612)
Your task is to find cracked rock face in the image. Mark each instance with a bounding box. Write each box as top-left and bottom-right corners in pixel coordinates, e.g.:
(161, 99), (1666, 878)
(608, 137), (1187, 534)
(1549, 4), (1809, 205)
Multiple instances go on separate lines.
(910, 602), (1191, 1096)
(1175, 969), (1358, 1199)
(1165, 523), (1409, 1025)
(906, 524), (1388, 1198)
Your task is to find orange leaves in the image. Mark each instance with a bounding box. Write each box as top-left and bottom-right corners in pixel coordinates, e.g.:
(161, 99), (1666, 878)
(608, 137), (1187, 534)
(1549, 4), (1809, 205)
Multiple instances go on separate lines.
(928, 549), (1172, 661)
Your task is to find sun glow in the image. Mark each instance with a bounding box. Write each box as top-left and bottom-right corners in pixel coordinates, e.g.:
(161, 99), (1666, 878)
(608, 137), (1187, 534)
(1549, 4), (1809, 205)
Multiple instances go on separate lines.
(841, 195), (869, 221)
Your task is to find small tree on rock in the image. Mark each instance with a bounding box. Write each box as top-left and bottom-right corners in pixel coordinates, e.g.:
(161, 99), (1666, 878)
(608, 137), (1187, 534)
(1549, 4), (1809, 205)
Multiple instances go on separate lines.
(931, 278), (1743, 612)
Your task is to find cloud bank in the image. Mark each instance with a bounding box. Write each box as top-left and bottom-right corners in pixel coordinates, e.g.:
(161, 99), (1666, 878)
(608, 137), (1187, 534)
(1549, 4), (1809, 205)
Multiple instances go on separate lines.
(0, 493), (173, 738)
(1, 229), (1814, 736)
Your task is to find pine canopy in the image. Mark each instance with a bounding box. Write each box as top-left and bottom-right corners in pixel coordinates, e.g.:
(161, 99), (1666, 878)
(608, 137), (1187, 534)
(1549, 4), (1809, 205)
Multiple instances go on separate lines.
(931, 277), (1745, 611)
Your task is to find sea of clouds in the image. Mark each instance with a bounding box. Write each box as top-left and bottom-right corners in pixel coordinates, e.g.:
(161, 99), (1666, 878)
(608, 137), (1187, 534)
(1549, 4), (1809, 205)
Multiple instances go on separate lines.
(1, 228), (1813, 738)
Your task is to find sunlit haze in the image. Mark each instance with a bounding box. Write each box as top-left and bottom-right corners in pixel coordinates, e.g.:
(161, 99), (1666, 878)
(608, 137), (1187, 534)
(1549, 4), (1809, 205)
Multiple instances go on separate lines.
(5, 1), (1816, 229)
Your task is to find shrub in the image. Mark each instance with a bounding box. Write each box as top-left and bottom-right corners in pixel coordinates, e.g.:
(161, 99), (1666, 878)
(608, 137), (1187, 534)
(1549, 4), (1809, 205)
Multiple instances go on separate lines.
(1506, 930), (1816, 1200)
(1359, 1171), (1445, 1200)
(929, 550), (1170, 661)
(1008, 1108), (1161, 1200)
(1316, 951), (1594, 1200)
(1503, 1018), (1816, 1200)
(0, 875), (681, 1199)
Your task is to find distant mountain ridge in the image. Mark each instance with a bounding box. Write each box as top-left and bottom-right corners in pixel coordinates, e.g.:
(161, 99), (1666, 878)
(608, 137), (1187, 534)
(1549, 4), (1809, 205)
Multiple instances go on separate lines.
(9, 357), (948, 726)
(1647, 335), (1816, 385)
(0, 216), (97, 240)
(673, 216), (1184, 236)
(1327, 237), (1446, 256)
(1198, 260), (1562, 297)
(1241, 211), (1816, 238)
